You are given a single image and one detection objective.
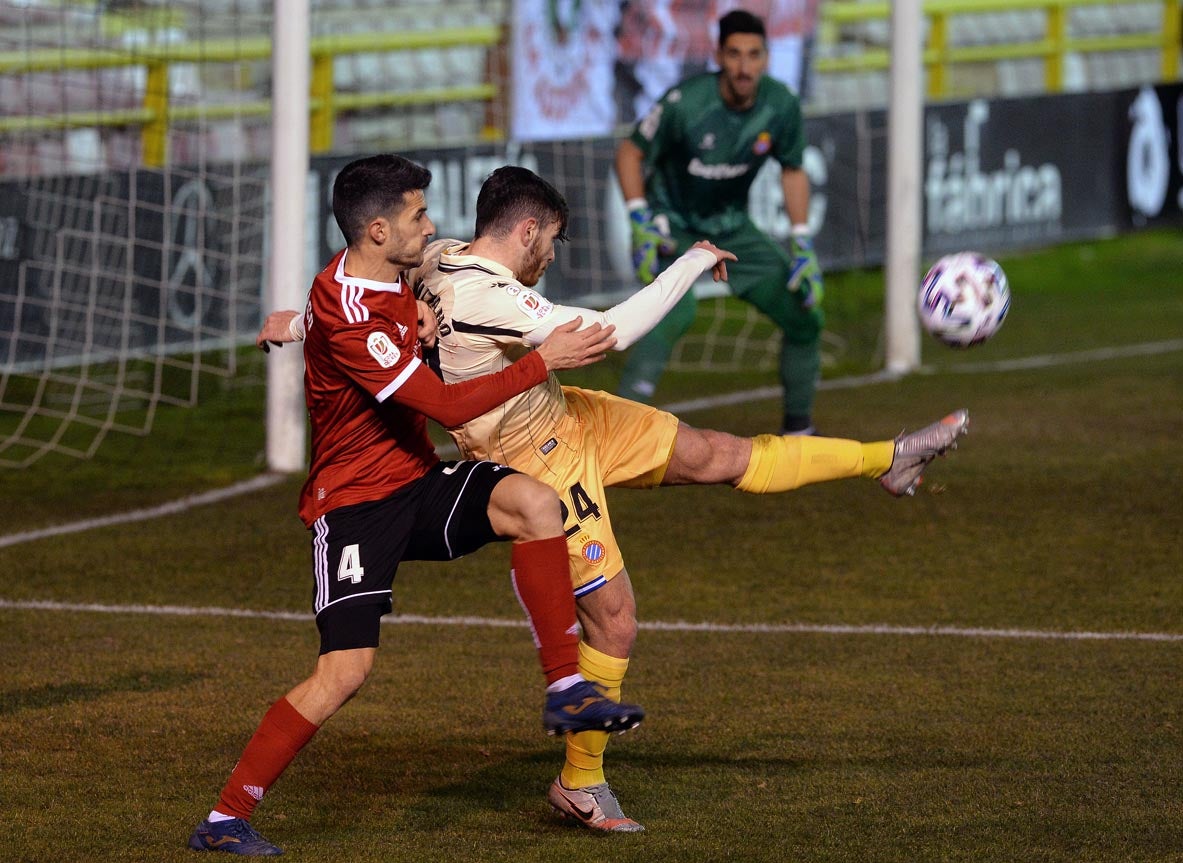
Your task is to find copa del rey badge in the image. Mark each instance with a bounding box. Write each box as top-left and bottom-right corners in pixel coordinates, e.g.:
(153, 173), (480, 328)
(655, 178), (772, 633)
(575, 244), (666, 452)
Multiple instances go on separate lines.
(366, 331), (400, 368)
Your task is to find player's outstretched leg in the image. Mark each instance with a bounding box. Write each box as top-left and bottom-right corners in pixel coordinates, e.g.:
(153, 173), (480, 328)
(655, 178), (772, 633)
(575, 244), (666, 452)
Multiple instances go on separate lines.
(543, 679), (644, 736)
(548, 777), (645, 832)
(879, 409), (970, 497)
(188, 818), (283, 856)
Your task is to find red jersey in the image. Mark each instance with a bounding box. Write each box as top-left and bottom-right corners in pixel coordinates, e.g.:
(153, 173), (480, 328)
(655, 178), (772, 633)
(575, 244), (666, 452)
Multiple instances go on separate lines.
(297, 249), (548, 526)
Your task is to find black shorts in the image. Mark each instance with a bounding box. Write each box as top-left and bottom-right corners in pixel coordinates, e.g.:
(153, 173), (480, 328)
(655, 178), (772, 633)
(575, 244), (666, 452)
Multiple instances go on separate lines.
(310, 460), (517, 654)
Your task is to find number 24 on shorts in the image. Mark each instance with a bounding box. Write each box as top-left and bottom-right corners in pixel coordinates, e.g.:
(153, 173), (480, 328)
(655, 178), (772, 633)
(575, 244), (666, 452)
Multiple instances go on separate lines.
(560, 482), (601, 538)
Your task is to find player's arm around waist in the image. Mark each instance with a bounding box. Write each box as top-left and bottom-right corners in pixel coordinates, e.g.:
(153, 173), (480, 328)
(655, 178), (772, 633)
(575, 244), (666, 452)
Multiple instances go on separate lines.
(392, 318), (616, 426)
(391, 352), (548, 427)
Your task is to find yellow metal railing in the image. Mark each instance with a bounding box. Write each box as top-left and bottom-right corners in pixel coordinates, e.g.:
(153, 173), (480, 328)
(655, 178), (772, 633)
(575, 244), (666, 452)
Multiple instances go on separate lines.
(0, 2), (1178, 166)
(0, 27), (502, 167)
(817, 0), (1180, 100)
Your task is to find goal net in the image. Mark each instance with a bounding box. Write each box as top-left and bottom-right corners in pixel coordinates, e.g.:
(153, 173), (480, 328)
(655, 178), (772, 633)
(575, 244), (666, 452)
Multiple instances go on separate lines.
(0, 1), (268, 468)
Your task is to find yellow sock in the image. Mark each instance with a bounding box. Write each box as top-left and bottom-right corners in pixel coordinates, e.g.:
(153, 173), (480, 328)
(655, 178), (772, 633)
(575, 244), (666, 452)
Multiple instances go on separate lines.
(737, 435), (896, 493)
(561, 642), (628, 789)
(861, 439), (895, 479)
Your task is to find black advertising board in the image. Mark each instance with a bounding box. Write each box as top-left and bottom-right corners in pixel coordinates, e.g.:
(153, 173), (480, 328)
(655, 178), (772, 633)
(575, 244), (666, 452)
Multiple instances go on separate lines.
(922, 93), (1115, 256)
(0, 167), (265, 369)
(311, 87), (1177, 305)
(4, 85), (1180, 371)
(1120, 83), (1183, 228)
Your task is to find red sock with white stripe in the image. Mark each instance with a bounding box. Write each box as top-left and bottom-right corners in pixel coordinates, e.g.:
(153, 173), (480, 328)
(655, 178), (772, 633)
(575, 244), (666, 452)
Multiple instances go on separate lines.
(210, 697), (319, 821)
(510, 536), (581, 686)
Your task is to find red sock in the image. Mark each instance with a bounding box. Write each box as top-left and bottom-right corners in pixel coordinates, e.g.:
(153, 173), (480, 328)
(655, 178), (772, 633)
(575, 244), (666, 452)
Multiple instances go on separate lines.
(214, 697), (319, 820)
(510, 536), (580, 685)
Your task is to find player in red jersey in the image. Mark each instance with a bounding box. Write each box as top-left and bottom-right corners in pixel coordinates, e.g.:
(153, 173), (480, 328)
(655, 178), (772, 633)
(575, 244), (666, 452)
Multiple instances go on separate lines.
(189, 154), (643, 857)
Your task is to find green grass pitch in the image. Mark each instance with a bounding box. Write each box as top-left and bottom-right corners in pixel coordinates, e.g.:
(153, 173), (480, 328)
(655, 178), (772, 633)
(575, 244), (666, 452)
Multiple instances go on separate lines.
(1, 230), (1181, 862)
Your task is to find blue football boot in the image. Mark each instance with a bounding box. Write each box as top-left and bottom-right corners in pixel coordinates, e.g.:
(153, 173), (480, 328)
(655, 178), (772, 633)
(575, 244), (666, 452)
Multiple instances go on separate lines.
(543, 679), (644, 736)
(188, 818), (283, 856)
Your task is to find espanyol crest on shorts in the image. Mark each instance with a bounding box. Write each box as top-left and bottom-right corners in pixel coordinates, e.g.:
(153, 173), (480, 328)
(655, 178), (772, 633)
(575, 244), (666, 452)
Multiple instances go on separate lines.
(581, 540), (606, 564)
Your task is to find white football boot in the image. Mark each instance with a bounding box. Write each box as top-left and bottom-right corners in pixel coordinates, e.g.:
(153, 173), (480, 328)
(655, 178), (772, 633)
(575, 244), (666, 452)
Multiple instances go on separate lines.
(548, 777), (644, 833)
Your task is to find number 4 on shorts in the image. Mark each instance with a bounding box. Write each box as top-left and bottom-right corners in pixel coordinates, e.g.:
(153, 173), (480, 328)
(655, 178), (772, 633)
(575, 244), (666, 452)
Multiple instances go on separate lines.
(338, 544), (365, 584)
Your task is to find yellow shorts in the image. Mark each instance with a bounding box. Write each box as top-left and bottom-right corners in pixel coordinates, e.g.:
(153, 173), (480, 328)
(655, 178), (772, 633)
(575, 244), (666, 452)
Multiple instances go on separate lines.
(499, 387), (680, 596)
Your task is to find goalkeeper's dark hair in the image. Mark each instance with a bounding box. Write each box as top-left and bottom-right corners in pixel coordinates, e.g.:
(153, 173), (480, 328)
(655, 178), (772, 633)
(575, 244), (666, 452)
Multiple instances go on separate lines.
(332, 154), (432, 245)
(474, 166), (569, 243)
(717, 9), (766, 47)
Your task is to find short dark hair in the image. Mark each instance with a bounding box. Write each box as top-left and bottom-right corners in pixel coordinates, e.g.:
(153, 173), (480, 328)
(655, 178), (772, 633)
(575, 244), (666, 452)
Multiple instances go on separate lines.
(473, 166), (569, 243)
(718, 9), (766, 48)
(332, 154), (432, 245)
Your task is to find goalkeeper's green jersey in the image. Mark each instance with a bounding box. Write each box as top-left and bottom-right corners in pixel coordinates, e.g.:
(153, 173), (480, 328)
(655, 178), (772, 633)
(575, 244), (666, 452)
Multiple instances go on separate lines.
(629, 72), (805, 236)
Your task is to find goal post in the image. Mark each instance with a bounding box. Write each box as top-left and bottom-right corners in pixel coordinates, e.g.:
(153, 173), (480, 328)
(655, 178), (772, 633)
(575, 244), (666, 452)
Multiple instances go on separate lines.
(884, 0), (923, 375)
(265, 0), (311, 474)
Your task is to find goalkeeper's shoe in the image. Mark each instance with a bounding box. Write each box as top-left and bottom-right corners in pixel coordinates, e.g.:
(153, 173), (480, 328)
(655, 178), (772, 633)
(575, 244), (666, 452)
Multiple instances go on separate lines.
(548, 777), (645, 833)
(543, 680), (644, 736)
(879, 409), (970, 497)
(188, 818), (283, 856)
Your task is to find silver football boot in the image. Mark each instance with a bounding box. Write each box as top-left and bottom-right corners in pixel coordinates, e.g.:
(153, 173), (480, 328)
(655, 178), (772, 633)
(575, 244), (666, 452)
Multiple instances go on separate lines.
(879, 409), (970, 497)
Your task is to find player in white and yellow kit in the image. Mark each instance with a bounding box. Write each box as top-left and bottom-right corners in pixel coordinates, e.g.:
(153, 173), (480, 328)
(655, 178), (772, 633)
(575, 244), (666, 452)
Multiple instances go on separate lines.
(260, 166), (970, 834)
(421, 237), (717, 601)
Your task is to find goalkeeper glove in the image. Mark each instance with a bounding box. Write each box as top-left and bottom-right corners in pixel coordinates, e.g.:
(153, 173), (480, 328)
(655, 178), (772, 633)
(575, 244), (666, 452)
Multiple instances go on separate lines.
(628, 198), (675, 285)
(787, 225), (824, 309)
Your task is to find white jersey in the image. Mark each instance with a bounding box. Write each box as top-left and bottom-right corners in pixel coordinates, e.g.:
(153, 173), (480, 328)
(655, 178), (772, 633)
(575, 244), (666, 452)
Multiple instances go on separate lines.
(408, 238), (717, 463)
(410, 239), (562, 462)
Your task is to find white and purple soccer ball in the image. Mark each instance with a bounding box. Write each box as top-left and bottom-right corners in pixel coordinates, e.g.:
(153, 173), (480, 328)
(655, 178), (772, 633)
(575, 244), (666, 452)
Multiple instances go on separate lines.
(917, 252), (1010, 348)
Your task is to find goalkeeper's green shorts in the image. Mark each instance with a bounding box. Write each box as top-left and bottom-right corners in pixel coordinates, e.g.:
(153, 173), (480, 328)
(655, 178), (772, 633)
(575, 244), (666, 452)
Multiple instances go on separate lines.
(661, 216), (824, 340)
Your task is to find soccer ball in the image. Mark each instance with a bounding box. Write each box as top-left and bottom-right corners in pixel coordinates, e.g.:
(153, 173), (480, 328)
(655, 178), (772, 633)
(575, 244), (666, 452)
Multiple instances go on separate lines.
(917, 252), (1010, 348)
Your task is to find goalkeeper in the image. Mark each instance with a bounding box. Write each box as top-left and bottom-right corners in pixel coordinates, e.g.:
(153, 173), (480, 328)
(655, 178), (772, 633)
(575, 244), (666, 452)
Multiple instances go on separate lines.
(615, 8), (823, 434)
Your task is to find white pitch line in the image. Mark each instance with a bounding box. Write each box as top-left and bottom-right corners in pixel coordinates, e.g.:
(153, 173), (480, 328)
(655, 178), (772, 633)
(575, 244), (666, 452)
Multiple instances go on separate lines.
(662, 370), (899, 414)
(661, 338), (1183, 413)
(0, 598), (1180, 643)
(2, 338), (1180, 551)
(917, 338), (1183, 375)
(0, 473), (287, 550)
